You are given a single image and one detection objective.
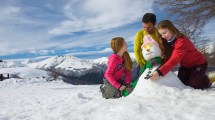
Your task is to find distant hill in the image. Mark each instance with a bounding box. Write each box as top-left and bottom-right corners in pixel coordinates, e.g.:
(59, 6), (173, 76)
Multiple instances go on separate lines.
(1, 53), (214, 85)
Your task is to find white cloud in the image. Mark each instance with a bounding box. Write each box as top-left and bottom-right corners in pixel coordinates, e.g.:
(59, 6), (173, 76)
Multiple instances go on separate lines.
(49, 0), (153, 35)
(0, 6), (37, 25)
(0, 27), (58, 56)
(0, 0), (152, 58)
(0, 6), (20, 22)
(67, 48), (112, 56)
(29, 50), (55, 55)
(53, 26), (138, 50)
(0, 5), (60, 56)
(101, 48), (112, 53)
(0, 6), (20, 15)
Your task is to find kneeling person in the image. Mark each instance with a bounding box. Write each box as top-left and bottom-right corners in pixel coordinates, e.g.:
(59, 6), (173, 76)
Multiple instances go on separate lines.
(100, 37), (133, 99)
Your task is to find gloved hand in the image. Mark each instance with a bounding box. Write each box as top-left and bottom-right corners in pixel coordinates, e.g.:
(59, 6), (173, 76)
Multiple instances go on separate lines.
(125, 84), (132, 88)
(124, 84), (133, 93)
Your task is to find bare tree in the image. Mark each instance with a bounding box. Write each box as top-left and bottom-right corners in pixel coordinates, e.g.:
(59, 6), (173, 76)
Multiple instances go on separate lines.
(156, 0), (215, 44)
(156, 0), (215, 66)
(207, 41), (215, 66)
(156, 0), (215, 24)
(173, 19), (204, 45)
(197, 37), (211, 55)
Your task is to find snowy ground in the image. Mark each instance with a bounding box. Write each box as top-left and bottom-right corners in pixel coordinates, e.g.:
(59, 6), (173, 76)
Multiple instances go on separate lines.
(1, 76), (215, 120)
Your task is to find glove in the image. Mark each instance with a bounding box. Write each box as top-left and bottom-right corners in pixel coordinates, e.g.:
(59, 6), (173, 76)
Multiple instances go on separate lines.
(124, 84), (133, 93)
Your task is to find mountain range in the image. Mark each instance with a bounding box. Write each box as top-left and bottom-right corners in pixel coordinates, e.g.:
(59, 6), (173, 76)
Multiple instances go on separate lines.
(1, 55), (127, 84)
(1, 52), (214, 85)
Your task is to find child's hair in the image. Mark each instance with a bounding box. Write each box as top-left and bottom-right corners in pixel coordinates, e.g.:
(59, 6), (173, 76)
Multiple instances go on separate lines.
(156, 20), (185, 60)
(110, 37), (133, 71)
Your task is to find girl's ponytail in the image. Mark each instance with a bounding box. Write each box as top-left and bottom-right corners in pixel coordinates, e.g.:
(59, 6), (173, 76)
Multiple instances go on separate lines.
(123, 51), (133, 71)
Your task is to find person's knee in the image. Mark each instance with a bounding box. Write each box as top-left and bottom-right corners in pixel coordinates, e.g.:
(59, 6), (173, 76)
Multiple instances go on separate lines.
(101, 84), (122, 99)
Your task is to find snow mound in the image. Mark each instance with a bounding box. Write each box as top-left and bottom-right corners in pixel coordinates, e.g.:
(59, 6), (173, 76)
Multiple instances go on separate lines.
(0, 67), (48, 79)
(0, 67), (54, 88)
(130, 70), (191, 97)
(0, 77), (215, 119)
(0, 78), (49, 88)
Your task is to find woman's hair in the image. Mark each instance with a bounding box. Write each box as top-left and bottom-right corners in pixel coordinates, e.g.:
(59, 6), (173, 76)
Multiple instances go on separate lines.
(156, 20), (185, 60)
(110, 37), (133, 71)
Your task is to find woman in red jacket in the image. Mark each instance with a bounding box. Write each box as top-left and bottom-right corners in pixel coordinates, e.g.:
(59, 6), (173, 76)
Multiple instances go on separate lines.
(149, 20), (211, 89)
(100, 37), (133, 99)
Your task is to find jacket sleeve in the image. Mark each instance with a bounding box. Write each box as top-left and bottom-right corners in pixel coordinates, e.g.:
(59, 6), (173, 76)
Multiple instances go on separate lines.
(134, 32), (145, 67)
(105, 58), (121, 89)
(124, 70), (131, 85)
(159, 38), (188, 76)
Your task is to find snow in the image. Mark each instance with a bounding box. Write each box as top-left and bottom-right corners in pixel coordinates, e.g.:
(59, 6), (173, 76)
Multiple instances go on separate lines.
(1, 70), (215, 120)
(89, 57), (108, 65)
(56, 56), (92, 70)
(0, 56), (214, 119)
(130, 70), (190, 97)
(209, 72), (215, 78)
(28, 56), (67, 69)
(1, 56), (51, 68)
(0, 67), (48, 79)
(28, 55), (93, 72)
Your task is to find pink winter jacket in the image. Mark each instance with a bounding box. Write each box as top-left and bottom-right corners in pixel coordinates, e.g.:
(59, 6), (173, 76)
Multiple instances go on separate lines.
(104, 54), (131, 89)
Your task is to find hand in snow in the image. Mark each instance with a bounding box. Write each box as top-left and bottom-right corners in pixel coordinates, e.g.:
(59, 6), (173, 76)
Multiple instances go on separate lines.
(149, 71), (159, 80)
(119, 85), (126, 91)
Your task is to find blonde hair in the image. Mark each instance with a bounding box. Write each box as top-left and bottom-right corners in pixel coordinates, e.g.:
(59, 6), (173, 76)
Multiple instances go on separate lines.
(110, 37), (133, 71)
(156, 20), (185, 59)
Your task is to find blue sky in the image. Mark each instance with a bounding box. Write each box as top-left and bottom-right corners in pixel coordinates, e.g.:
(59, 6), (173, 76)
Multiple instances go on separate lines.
(0, 0), (214, 60)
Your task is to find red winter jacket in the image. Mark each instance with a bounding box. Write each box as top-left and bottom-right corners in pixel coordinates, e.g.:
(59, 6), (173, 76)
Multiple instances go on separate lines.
(159, 37), (206, 76)
(104, 54), (131, 89)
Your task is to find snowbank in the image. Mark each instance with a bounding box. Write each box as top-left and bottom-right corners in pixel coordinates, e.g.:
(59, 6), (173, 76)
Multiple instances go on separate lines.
(0, 67), (48, 79)
(1, 77), (215, 120)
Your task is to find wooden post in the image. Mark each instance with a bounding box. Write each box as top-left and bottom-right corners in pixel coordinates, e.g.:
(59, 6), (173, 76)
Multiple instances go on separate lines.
(0, 74), (2, 81)
(7, 73), (9, 78)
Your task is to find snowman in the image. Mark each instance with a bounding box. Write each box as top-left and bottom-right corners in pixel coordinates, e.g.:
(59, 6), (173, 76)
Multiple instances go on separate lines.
(128, 35), (189, 97)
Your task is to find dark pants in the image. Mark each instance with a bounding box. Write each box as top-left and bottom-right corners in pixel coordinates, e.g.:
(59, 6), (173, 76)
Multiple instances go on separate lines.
(100, 78), (122, 99)
(178, 62), (210, 89)
(131, 64), (140, 81)
(131, 64), (146, 81)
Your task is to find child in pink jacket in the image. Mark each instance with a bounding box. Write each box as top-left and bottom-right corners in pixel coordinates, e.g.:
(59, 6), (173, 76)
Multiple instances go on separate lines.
(101, 37), (133, 99)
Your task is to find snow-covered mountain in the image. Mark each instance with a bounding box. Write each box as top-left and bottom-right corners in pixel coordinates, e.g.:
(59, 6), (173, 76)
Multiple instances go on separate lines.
(0, 55), (108, 84)
(28, 55), (104, 77)
(89, 57), (108, 65)
(26, 55), (106, 84)
(28, 54), (137, 76)
(0, 56), (51, 68)
(0, 53), (118, 83)
(0, 53), (139, 84)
